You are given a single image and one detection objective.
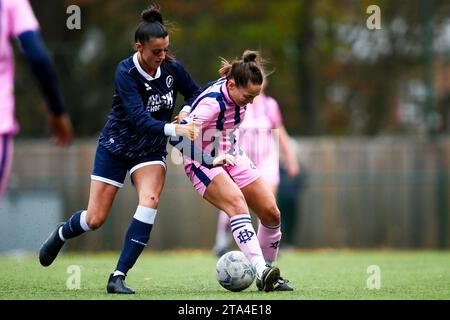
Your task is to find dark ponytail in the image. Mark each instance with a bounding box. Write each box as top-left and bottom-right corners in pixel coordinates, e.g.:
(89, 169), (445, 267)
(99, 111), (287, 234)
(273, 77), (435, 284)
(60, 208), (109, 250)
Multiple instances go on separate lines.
(219, 50), (265, 87)
(242, 51), (258, 63)
(135, 4), (168, 43)
(141, 6), (164, 24)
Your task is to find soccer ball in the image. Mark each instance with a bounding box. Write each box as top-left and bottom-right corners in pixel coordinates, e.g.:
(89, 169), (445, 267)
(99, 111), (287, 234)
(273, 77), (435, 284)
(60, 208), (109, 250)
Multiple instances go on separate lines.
(216, 251), (256, 292)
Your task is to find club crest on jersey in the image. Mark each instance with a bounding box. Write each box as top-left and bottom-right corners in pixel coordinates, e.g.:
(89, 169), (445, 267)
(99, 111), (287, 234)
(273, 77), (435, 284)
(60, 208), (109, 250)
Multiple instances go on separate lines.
(166, 75), (174, 88)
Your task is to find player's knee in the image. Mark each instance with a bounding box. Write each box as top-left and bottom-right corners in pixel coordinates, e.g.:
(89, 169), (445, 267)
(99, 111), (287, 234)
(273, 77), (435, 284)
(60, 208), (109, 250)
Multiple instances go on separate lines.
(139, 193), (160, 208)
(265, 204), (281, 225)
(86, 215), (105, 230)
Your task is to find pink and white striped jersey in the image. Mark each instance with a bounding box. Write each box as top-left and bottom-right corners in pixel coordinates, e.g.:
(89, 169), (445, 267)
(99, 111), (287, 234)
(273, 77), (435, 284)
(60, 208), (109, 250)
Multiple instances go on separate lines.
(0, 0), (39, 135)
(185, 77), (247, 159)
(239, 93), (282, 167)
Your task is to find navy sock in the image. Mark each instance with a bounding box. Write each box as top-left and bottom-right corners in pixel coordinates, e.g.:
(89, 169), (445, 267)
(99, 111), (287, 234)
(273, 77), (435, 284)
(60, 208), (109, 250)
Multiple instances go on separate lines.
(61, 210), (88, 240)
(116, 218), (153, 274)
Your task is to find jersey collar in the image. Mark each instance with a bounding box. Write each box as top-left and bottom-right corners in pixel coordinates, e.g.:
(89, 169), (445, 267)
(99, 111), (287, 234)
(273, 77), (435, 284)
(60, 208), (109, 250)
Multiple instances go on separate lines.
(133, 53), (161, 81)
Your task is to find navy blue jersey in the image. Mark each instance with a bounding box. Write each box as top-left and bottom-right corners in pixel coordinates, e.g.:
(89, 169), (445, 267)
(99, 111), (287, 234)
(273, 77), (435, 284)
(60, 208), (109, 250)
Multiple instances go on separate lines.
(99, 53), (201, 159)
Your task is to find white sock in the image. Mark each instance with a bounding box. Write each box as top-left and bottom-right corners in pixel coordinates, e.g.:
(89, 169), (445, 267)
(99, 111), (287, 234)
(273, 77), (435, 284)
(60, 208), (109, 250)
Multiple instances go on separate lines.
(80, 210), (91, 231)
(252, 257), (268, 278)
(134, 205), (157, 224)
(113, 270), (125, 277)
(58, 227), (65, 242)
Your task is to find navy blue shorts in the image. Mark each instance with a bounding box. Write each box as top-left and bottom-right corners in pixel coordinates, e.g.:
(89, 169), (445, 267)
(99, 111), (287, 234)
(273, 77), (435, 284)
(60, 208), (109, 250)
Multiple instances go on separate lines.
(91, 145), (166, 188)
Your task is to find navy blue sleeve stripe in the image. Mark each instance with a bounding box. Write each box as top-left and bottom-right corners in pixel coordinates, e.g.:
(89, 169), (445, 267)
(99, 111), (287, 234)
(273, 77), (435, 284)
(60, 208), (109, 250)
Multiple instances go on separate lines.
(191, 92), (222, 112)
(200, 78), (226, 92)
(216, 96), (226, 131)
(0, 135), (11, 184)
(189, 77), (226, 112)
(17, 31), (65, 116)
(234, 105), (241, 125)
(190, 89), (226, 130)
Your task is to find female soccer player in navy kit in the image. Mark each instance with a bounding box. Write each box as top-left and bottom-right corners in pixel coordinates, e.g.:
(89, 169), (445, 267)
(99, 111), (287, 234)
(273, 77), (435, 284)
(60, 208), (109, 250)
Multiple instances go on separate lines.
(180, 50), (293, 292)
(38, 5), (213, 294)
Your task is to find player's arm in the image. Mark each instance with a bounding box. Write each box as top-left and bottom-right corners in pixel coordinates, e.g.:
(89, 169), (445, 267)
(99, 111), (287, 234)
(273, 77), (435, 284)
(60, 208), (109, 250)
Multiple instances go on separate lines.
(169, 132), (235, 168)
(115, 67), (197, 140)
(17, 30), (73, 146)
(170, 61), (203, 123)
(278, 125), (299, 177)
(268, 97), (299, 177)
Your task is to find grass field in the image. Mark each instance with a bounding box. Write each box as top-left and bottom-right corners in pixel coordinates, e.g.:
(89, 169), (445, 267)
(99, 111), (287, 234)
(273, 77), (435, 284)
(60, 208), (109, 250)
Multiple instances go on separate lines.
(0, 249), (449, 300)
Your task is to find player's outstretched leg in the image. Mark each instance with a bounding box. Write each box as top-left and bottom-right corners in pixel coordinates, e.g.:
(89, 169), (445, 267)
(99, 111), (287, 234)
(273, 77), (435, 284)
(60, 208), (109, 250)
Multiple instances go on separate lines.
(229, 214), (280, 292)
(241, 178), (294, 292)
(39, 223), (65, 267)
(106, 273), (135, 294)
(203, 174), (282, 292)
(39, 210), (91, 267)
(106, 205), (157, 294)
(257, 223), (293, 291)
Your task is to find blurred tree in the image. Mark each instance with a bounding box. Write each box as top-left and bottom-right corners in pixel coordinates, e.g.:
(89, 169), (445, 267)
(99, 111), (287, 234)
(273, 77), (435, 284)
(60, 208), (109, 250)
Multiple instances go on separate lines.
(12, 0), (450, 137)
(298, 0), (318, 135)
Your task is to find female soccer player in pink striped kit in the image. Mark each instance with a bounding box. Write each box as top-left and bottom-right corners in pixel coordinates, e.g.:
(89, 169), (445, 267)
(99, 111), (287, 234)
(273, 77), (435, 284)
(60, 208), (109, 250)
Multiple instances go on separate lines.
(180, 50), (293, 291)
(213, 78), (299, 261)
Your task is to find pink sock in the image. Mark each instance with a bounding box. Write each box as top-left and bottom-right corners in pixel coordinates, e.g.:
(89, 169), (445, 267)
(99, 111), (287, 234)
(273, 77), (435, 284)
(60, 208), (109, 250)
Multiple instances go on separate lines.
(258, 222), (282, 265)
(230, 214), (267, 276)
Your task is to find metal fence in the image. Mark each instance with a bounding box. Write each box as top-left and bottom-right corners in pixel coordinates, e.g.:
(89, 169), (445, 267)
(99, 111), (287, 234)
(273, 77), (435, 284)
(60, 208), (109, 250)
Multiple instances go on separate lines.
(0, 136), (448, 252)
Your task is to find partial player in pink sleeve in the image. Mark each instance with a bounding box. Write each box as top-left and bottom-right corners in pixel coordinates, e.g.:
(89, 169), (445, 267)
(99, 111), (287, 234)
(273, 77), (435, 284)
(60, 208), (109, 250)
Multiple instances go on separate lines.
(0, 0), (73, 200)
(180, 50), (293, 292)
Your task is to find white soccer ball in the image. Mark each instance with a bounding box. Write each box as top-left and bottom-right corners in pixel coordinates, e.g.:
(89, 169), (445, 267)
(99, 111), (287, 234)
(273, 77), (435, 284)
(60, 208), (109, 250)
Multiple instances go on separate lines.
(216, 251), (256, 292)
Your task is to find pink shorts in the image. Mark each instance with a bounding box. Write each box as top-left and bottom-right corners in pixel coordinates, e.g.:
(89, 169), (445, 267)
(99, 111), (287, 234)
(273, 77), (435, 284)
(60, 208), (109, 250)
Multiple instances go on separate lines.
(184, 152), (262, 197)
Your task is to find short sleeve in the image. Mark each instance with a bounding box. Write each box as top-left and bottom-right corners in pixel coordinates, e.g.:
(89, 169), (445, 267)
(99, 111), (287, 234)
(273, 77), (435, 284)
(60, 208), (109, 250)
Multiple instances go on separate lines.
(8, 0), (39, 37)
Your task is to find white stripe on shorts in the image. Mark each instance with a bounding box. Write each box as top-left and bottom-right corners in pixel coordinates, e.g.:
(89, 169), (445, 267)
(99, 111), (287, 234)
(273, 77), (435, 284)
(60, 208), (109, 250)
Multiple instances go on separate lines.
(129, 161), (166, 175)
(90, 175), (124, 188)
